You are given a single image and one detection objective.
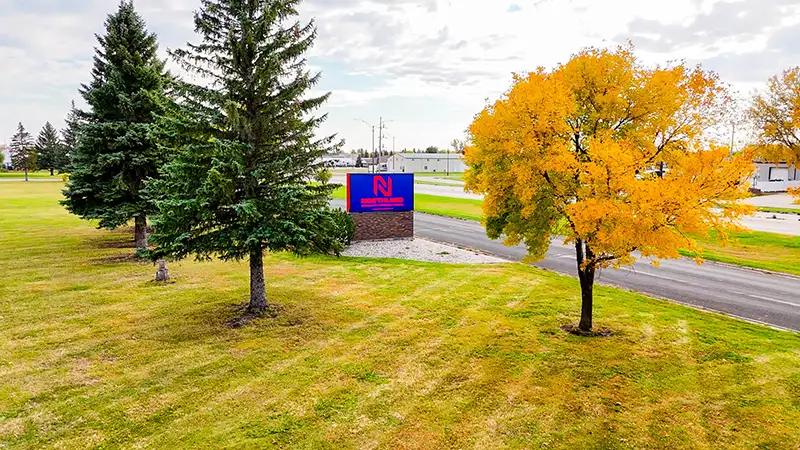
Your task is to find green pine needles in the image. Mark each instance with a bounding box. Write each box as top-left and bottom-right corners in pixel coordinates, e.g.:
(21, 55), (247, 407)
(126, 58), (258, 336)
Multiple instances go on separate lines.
(61, 1), (170, 251)
(9, 123), (36, 181)
(149, 0), (352, 315)
(60, 101), (82, 173)
(35, 122), (67, 176)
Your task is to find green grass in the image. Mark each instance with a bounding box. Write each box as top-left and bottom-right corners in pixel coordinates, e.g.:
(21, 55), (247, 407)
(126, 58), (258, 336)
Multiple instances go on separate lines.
(758, 206), (800, 215)
(333, 187), (483, 221)
(3, 183), (800, 449)
(0, 170), (62, 179)
(440, 173), (465, 181)
(682, 231), (800, 276)
(414, 180), (463, 187)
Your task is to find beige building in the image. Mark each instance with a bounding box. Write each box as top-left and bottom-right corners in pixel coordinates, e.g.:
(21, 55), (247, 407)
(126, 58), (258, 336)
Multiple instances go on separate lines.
(387, 153), (466, 174)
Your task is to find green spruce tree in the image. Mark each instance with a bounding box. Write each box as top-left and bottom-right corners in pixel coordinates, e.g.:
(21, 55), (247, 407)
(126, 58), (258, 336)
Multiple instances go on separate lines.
(60, 100), (82, 172)
(61, 1), (169, 251)
(150, 0), (352, 317)
(10, 122), (36, 181)
(35, 122), (64, 176)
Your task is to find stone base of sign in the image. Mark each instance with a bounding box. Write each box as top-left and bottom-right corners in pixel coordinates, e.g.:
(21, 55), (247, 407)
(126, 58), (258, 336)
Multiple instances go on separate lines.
(351, 211), (414, 241)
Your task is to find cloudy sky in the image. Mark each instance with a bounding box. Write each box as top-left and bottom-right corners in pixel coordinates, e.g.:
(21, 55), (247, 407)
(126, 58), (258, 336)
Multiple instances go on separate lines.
(1, 0), (798, 152)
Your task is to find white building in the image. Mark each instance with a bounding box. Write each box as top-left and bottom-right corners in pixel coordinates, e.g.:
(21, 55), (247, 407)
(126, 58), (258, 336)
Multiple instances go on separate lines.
(387, 153), (467, 174)
(321, 153), (357, 168)
(753, 161), (800, 193)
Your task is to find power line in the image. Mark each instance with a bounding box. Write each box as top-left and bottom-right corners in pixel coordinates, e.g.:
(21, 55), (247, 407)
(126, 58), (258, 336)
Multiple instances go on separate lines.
(356, 117), (395, 172)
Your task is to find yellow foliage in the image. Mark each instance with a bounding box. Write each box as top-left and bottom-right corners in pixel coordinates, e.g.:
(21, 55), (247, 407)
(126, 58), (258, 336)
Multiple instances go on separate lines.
(750, 67), (800, 166)
(465, 45), (755, 270)
(750, 67), (800, 205)
(789, 186), (800, 204)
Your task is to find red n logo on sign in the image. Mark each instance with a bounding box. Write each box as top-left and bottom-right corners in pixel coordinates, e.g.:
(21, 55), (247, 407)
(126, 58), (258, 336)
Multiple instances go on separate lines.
(374, 176), (392, 196)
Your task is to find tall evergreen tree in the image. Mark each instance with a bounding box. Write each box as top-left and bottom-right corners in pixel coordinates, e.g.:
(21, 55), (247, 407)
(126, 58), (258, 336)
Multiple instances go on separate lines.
(61, 1), (169, 251)
(35, 122), (64, 176)
(61, 100), (82, 172)
(150, 0), (351, 317)
(10, 122), (36, 181)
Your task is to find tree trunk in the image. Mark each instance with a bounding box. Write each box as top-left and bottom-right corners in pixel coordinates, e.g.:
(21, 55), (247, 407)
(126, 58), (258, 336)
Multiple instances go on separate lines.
(49, 168), (54, 176)
(134, 215), (148, 250)
(24, 168), (28, 182)
(578, 266), (595, 332)
(249, 247), (268, 313)
(575, 239), (596, 332)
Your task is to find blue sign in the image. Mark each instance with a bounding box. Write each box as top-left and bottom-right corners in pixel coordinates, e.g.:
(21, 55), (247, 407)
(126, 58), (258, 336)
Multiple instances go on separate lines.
(347, 173), (415, 213)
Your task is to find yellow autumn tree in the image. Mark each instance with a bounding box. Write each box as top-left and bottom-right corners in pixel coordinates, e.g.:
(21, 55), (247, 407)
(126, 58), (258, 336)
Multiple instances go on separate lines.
(464, 46), (755, 333)
(749, 67), (800, 203)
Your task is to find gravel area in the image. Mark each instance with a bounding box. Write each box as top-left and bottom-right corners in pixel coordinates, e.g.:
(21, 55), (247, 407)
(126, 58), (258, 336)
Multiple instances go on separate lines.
(342, 238), (506, 264)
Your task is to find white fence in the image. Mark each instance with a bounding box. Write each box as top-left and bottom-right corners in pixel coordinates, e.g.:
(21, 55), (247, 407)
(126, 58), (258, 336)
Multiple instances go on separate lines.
(752, 180), (800, 193)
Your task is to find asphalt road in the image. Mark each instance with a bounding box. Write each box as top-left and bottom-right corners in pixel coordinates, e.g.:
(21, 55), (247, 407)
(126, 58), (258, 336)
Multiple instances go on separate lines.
(332, 199), (800, 331)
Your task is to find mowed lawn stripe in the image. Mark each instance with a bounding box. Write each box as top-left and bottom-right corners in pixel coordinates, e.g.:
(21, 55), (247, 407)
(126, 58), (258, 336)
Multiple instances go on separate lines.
(2, 182), (800, 449)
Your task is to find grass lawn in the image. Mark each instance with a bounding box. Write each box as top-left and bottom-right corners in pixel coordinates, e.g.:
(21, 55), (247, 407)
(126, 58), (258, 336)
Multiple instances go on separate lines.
(440, 173), (465, 181)
(759, 206), (800, 216)
(3, 183), (800, 449)
(333, 187), (483, 222)
(414, 180), (463, 187)
(682, 231), (800, 276)
(0, 171), (62, 179)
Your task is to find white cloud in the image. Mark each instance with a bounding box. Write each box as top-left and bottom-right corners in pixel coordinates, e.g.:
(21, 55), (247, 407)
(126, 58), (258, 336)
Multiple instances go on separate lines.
(1, 0), (797, 150)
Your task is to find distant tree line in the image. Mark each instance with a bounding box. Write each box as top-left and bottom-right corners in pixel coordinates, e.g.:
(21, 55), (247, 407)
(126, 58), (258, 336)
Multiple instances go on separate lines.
(6, 106), (80, 179)
(392, 144), (466, 154)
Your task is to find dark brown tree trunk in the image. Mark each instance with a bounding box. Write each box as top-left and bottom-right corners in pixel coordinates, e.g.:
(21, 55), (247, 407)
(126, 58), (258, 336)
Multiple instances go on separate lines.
(249, 247), (268, 313)
(575, 239), (596, 332)
(49, 168), (54, 176)
(24, 168), (28, 182)
(134, 215), (148, 250)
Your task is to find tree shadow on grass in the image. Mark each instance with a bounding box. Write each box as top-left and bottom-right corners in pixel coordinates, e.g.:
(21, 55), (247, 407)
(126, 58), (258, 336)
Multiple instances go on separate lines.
(86, 234), (135, 250)
(144, 287), (337, 345)
(82, 226), (138, 250)
(226, 303), (283, 329)
(561, 324), (614, 337)
(92, 253), (149, 265)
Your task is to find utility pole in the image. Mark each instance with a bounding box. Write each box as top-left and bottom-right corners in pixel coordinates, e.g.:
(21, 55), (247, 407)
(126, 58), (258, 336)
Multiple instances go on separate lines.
(448, 139), (463, 176)
(378, 117), (390, 172)
(376, 117), (382, 173)
(378, 116), (384, 155)
(355, 118), (376, 173)
(357, 117), (392, 173)
(447, 144), (450, 176)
